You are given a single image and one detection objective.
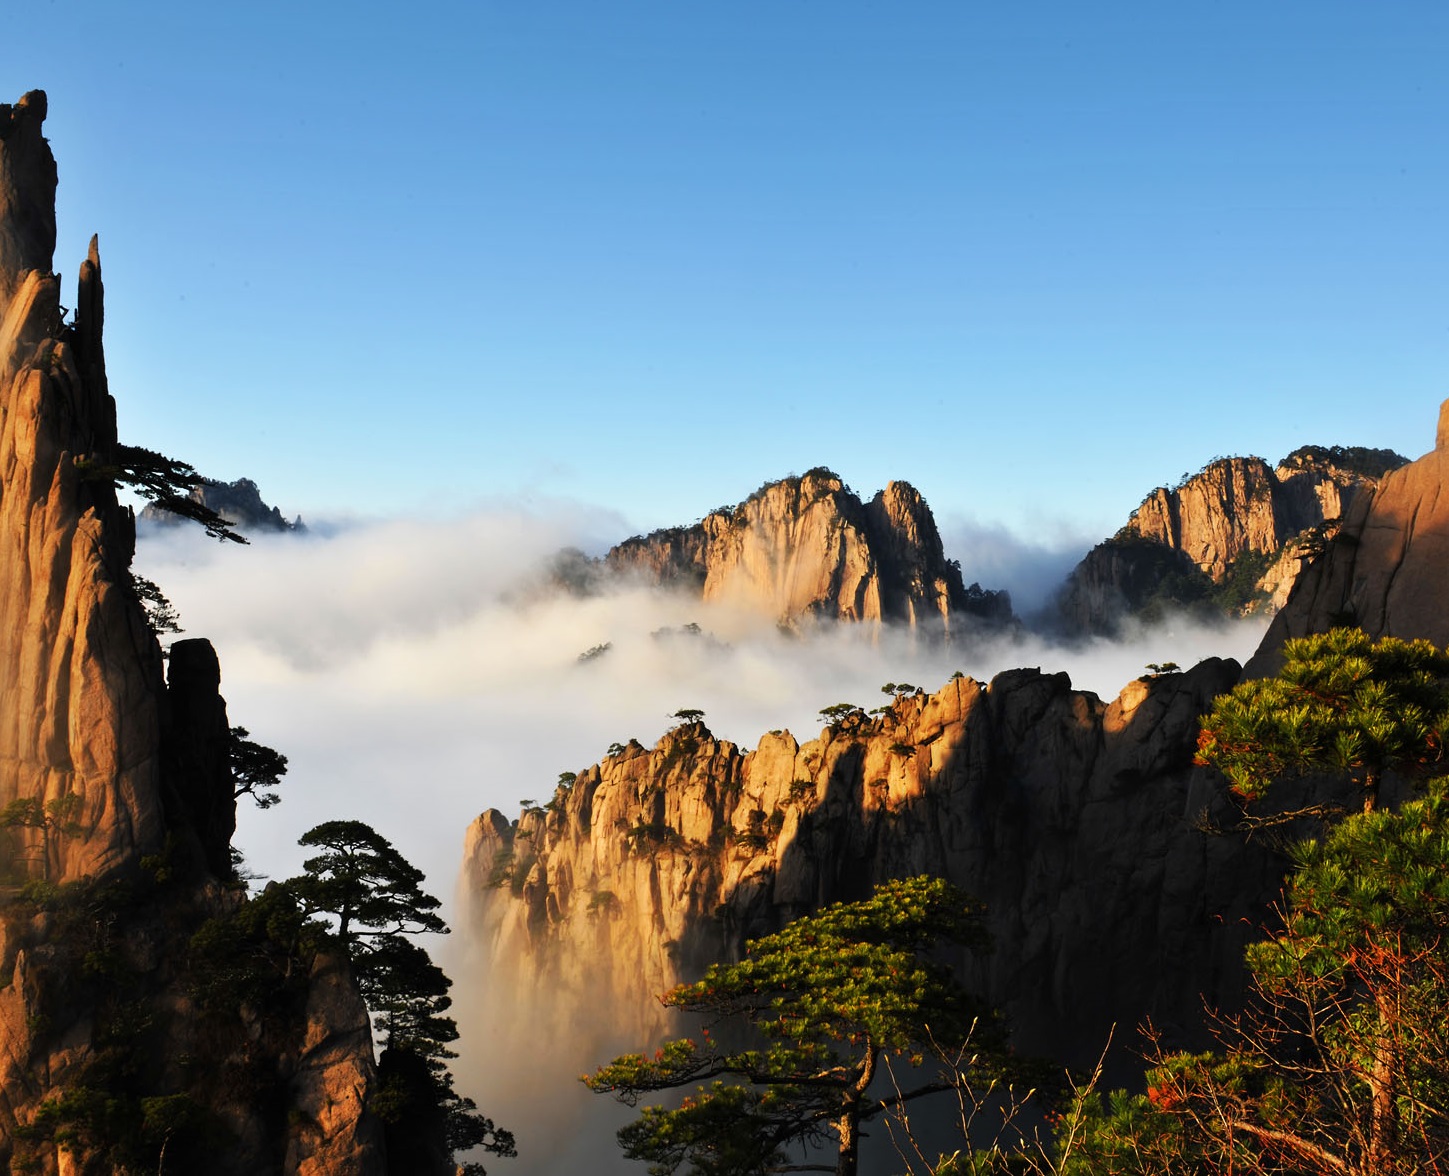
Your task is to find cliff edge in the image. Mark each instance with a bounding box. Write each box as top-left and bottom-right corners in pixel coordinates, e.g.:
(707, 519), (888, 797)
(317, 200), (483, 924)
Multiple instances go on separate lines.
(1246, 401), (1449, 675)
(0, 91), (381, 1175)
(464, 659), (1285, 1080)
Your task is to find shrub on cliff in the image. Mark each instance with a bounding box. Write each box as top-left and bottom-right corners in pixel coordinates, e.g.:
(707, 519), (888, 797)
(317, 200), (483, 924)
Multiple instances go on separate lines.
(586, 875), (1042, 1176)
(281, 820), (514, 1173)
(1059, 630), (1449, 1175)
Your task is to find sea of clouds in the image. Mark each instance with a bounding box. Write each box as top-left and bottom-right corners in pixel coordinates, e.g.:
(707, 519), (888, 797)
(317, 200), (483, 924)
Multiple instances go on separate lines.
(134, 503), (1268, 1173)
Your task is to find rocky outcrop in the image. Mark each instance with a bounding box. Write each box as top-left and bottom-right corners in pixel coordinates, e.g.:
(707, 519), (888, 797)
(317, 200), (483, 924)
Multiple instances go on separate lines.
(0, 91), (381, 1174)
(464, 659), (1284, 1076)
(604, 470), (1011, 633)
(1055, 447), (1406, 634)
(139, 476), (304, 535)
(1246, 402), (1449, 676)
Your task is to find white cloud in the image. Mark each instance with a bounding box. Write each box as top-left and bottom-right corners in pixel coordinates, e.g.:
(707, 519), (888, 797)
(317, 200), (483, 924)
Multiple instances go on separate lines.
(136, 505), (1268, 1175)
(938, 513), (1098, 615)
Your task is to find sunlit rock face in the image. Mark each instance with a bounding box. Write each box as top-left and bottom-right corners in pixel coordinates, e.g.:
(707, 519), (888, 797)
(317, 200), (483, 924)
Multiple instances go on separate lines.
(1055, 447), (1405, 635)
(0, 91), (382, 1175)
(465, 658), (1285, 1072)
(0, 96), (165, 885)
(604, 470), (1012, 634)
(1246, 401), (1449, 676)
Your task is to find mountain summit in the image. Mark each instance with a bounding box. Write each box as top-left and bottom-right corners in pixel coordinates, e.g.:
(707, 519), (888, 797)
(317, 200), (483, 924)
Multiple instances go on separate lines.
(605, 469), (1011, 634)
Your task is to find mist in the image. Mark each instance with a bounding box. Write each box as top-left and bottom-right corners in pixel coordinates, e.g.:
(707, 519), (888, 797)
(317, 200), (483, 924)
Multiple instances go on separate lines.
(939, 513), (1100, 616)
(133, 504), (1268, 1174)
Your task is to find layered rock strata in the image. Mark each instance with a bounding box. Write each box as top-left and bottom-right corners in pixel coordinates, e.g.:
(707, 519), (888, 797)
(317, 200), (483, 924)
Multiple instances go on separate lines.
(0, 91), (381, 1174)
(1246, 402), (1449, 675)
(465, 659), (1284, 1074)
(1056, 447), (1405, 634)
(604, 471), (1011, 633)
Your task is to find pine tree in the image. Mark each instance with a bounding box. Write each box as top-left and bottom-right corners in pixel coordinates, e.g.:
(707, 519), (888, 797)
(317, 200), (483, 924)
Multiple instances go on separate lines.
(587, 876), (1037, 1176)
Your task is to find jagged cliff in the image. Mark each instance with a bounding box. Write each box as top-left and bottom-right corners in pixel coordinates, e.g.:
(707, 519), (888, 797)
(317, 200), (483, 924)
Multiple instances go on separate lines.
(139, 476), (305, 535)
(464, 659), (1286, 1073)
(0, 92), (381, 1174)
(1055, 446), (1406, 634)
(604, 471), (1011, 633)
(1246, 402), (1449, 676)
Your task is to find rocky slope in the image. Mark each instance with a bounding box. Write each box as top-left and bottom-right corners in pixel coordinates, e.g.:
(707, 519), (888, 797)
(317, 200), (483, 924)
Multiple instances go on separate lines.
(464, 659), (1286, 1075)
(1246, 401), (1449, 676)
(1055, 447), (1405, 634)
(139, 476), (305, 535)
(603, 470), (1011, 634)
(0, 92), (381, 1174)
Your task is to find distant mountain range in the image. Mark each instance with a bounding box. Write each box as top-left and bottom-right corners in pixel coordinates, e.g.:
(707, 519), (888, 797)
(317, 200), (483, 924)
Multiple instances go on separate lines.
(464, 405), (1449, 1117)
(138, 476), (305, 536)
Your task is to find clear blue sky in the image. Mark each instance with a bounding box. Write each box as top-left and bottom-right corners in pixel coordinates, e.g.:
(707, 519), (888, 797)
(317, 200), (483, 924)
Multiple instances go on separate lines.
(5, 2), (1446, 539)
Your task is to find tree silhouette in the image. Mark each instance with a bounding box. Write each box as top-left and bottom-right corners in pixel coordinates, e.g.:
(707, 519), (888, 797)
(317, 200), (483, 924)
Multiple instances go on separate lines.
(588, 876), (1034, 1176)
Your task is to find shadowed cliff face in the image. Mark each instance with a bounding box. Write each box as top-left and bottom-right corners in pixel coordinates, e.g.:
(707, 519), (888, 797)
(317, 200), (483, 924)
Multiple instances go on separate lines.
(1246, 401), (1449, 676)
(604, 471), (1012, 634)
(1055, 448), (1405, 635)
(463, 657), (1287, 1133)
(0, 91), (382, 1175)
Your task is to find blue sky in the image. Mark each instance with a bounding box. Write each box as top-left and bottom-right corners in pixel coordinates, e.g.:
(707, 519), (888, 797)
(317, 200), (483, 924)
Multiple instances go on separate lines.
(5, 2), (1447, 541)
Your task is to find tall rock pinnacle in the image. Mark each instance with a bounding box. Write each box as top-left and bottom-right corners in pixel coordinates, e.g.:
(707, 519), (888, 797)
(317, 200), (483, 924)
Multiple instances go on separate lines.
(0, 90), (166, 883)
(0, 92), (384, 1175)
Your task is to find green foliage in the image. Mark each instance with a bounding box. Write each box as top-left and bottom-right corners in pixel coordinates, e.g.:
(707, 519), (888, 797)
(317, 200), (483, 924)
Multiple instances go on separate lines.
(19, 1085), (222, 1174)
(188, 884), (317, 1011)
(1196, 628), (1449, 814)
(1077, 790), (1449, 1174)
(587, 876), (1029, 1176)
(281, 820), (513, 1172)
(0, 792), (83, 882)
(78, 444), (248, 544)
(818, 702), (863, 730)
(1072, 631), (1449, 1175)
(1210, 548), (1274, 614)
(587, 890), (619, 918)
(129, 573), (182, 636)
(229, 726), (288, 809)
(286, 819), (447, 943)
(672, 708), (706, 726)
(1280, 444), (1408, 480)
(627, 820), (686, 855)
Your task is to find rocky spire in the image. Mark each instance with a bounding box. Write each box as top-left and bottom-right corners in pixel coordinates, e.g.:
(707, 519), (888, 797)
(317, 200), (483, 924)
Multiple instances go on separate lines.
(0, 91), (384, 1175)
(0, 90), (167, 884)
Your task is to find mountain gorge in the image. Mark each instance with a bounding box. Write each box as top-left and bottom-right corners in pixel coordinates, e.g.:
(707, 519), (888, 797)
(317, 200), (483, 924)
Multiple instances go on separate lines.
(7, 79), (1448, 1176)
(464, 406), (1449, 1166)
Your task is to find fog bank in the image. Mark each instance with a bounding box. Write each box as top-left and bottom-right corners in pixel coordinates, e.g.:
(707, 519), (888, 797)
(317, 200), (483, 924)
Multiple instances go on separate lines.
(135, 504), (1267, 1174)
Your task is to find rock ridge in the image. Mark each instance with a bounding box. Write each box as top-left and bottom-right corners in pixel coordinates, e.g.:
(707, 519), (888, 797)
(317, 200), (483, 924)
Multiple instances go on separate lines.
(0, 91), (382, 1174)
(464, 658), (1283, 1077)
(1247, 400), (1449, 675)
(1055, 446), (1406, 634)
(603, 469), (1011, 634)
